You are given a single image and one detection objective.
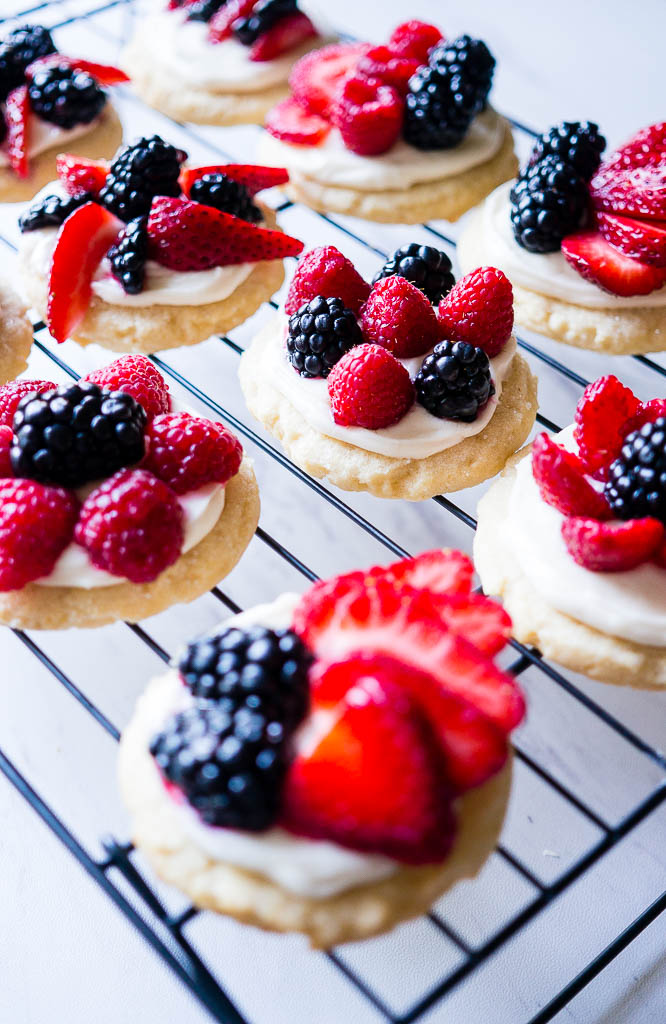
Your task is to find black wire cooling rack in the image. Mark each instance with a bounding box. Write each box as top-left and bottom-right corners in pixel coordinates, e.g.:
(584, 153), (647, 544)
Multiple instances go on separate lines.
(0, 2), (665, 1022)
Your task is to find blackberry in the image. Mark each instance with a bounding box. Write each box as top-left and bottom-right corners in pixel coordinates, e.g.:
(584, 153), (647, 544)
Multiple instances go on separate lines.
(28, 64), (106, 129)
(0, 25), (57, 102)
(373, 243), (455, 305)
(415, 340), (494, 421)
(179, 624), (311, 729)
(287, 295), (363, 378)
(404, 35), (495, 151)
(150, 701), (289, 830)
(19, 190), (93, 232)
(99, 135), (185, 222)
(510, 156), (588, 253)
(233, 0), (297, 45)
(529, 122), (606, 182)
(108, 216), (149, 295)
(604, 418), (666, 524)
(11, 381), (147, 488)
(186, 0), (227, 21)
(189, 173), (261, 223)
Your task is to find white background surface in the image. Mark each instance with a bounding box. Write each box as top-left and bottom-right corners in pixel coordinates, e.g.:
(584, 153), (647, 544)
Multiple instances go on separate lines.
(0, 1), (665, 1022)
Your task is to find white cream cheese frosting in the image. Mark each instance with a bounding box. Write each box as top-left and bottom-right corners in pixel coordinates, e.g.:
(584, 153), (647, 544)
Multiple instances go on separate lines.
(499, 426), (666, 647)
(259, 108), (505, 191)
(0, 114), (101, 169)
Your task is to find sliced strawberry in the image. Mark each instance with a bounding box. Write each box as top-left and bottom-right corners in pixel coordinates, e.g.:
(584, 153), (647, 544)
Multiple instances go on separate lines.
(624, 398), (666, 435)
(179, 163), (289, 197)
(207, 0), (255, 43)
(355, 46), (420, 96)
(265, 96), (330, 146)
(147, 196), (303, 270)
(26, 54), (129, 85)
(288, 42), (369, 117)
(531, 432), (611, 518)
(5, 86), (29, 179)
(378, 548), (474, 596)
(428, 591), (512, 658)
(250, 11), (317, 62)
(562, 516), (664, 572)
(573, 375), (641, 476)
(654, 537), (666, 568)
(56, 154), (110, 197)
(600, 123), (666, 174)
(47, 203), (121, 344)
(281, 672), (456, 864)
(596, 211), (666, 267)
(590, 165), (666, 222)
(561, 231), (666, 297)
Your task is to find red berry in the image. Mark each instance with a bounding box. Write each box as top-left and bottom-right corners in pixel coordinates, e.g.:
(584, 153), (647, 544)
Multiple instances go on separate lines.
(0, 379), (56, 428)
(654, 537), (666, 568)
(355, 46), (420, 95)
(531, 432), (611, 518)
(85, 354), (170, 420)
(590, 164), (666, 222)
(595, 211), (666, 268)
(561, 516), (664, 572)
(388, 20), (444, 63)
(265, 96), (331, 146)
(561, 230), (666, 297)
(573, 375), (641, 476)
(331, 75), (403, 157)
(179, 163), (289, 197)
(328, 344), (414, 429)
(623, 398), (666, 435)
(0, 479), (78, 591)
(428, 591), (512, 658)
(284, 245), (370, 315)
(56, 154), (110, 197)
(249, 11), (317, 62)
(379, 548), (474, 596)
(75, 469), (184, 584)
(288, 42), (368, 117)
(602, 123), (666, 174)
(146, 196), (303, 271)
(437, 267), (513, 358)
(207, 0), (255, 42)
(5, 86), (29, 179)
(360, 276), (440, 357)
(143, 412), (242, 494)
(0, 427), (13, 476)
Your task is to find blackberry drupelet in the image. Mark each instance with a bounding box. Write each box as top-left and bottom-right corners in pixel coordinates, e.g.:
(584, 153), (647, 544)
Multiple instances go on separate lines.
(604, 418), (666, 524)
(415, 340), (494, 421)
(19, 190), (93, 232)
(373, 243), (455, 305)
(107, 216), (149, 295)
(186, 0), (227, 20)
(150, 702), (289, 830)
(510, 156), (588, 253)
(99, 135), (185, 222)
(189, 173), (261, 222)
(404, 35), (495, 151)
(529, 121), (606, 182)
(0, 25), (57, 102)
(287, 295), (363, 378)
(11, 381), (147, 488)
(233, 0), (297, 45)
(28, 64), (106, 129)
(179, 624), (311, 729)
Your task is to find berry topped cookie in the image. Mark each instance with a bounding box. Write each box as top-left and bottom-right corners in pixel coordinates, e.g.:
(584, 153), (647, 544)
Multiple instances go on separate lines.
(0, 24), (125, 202)
(475, 375), (666, 687)
(239, 243), (537, 499)
(17, 137), (303, 353)
(0, 354), (259, 629)
(119, 548), (524, 946)
(259, 21), (518, 223)
(459, 121), (666, 354)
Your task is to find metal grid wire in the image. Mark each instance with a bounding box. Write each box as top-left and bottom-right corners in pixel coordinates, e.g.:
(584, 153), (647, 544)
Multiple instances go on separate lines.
(0, 2), (664, 1022)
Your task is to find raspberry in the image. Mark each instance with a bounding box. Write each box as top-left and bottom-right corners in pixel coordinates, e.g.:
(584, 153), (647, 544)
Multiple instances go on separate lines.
(0, 379), (55, 427)
(285, 245), (370, 316)
(331, 76), (403, 157)
(561, 516), (664, 572)
(0, 426), (11, 476)
(327, 344), (414, 429)
(574, 375), (641, 476)
(437, 267), (514, 358)
(355, 46), (420, 95)
(75, 468), (184, 583)
(143, 412), (242, 494)
(388, 20), (443, 63)
(0, 479), (78, 591)
(531, 433), (611, 518)
(360, 276), (440, 358)
(623, 398), (666, 436)
(85, 355), (170, 420)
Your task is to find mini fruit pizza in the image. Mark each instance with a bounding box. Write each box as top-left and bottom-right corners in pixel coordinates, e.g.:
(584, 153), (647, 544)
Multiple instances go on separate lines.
(0, 354), (259, 628)
(119, 548), (524, 946)
(259, 21), (518, 224)
(16, 136), (303, 353)
(475, 375), (666, 687)
(239, 242), (537, 499)
(459, 121), (666, 354)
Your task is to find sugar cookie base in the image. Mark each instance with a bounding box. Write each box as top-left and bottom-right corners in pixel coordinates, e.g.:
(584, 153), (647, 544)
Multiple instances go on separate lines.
(0, 105), (123, 204)
(459, 208), (666, 355)
(0, 277), (33, 382)
(474, 449), (666, 688)
(119, 669), (512, 947)
(0, 458), (259, 630)
(239, 322), (538, 500)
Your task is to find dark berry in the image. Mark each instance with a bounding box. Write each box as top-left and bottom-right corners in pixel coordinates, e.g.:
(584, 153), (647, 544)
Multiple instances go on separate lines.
(233, 0), (297, 45)
(510, 155), (589, 253)
(0, 25), (56, 103)
(189, 173), (261, 222)
(107, 216), (149, 295)
(529, 122), (606, 182)
(287, 295), (363, 378)
(10, 381), (147, 488)
(415, 339), (494, 421)
(19, 191), (94, 232)
(28, 63), (106, 129)
(373, 243), (455, 305)
(186, 0), (227, 20)
(604, 418), (666, 525)
(99, 135), (186, 222)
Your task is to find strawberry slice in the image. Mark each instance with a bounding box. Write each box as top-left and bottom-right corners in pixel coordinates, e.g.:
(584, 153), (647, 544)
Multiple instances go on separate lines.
(47, 203), (121, 344)
(281, 672), (456, 864)
(250, 12), (317, 62)
(600, 123), (666, 174)
(26, 54), (129, 85)
(378, 548), (474, 596)
(531, 432), (611, 519)
(265, 96), (330, 146)
(5, 86), (29, 179)
(207, 0), (255, 43)
(562, 516), (664, 572)
(596, 211), (666, 267)
(428, 591), (512, 657)
(147, 196), (303, 270)
(56, 154), (110, 196)
(289, 42), (369, 117)
(590, 164), (666, 222)
(561, 231), (666, 297)
(179, 163), (289, 197)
